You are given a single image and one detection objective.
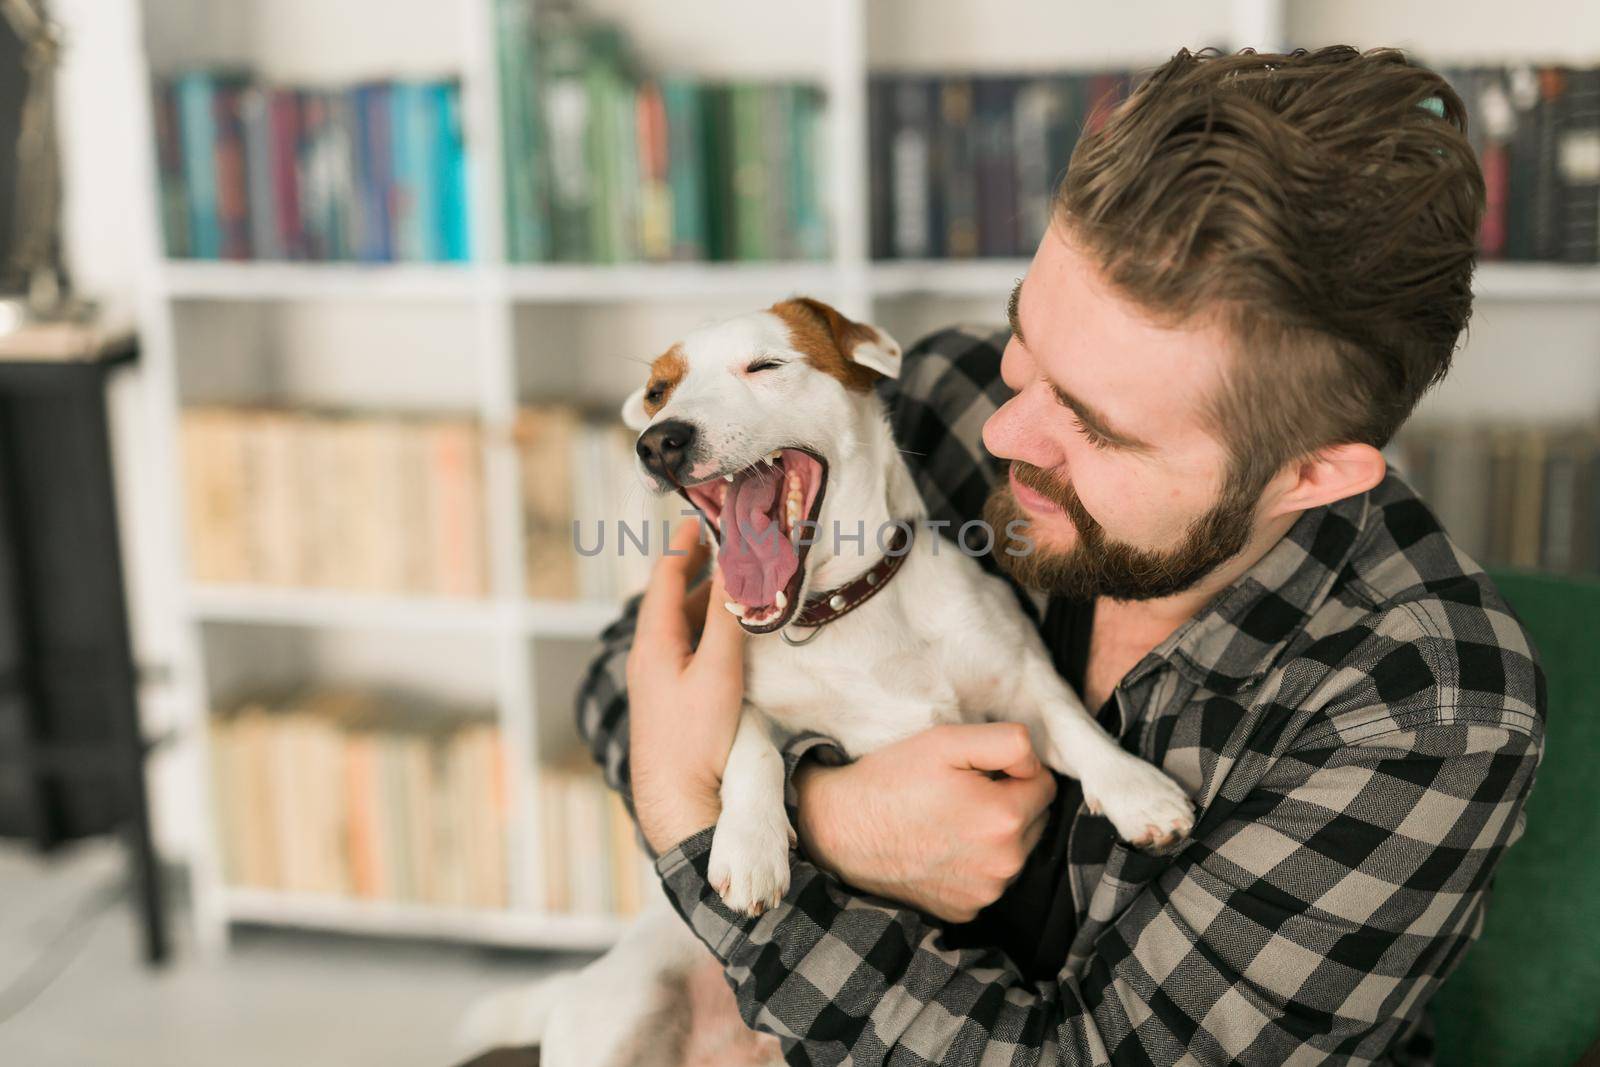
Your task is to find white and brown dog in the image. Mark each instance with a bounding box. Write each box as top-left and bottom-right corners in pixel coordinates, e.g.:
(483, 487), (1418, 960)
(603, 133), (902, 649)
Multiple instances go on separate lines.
(463, 298), (1193, 1067)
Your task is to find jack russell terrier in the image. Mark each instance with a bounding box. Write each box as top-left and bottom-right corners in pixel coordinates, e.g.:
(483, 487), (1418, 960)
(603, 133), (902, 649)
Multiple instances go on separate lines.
(464, 297), (1193, 1067)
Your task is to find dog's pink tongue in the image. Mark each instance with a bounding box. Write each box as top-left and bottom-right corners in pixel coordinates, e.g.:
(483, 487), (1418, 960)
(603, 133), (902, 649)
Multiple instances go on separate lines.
(719, 467), (797, 608)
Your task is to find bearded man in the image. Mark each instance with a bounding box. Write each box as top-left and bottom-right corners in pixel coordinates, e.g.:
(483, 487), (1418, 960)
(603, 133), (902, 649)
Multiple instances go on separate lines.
(578, 45), (1544, 1065)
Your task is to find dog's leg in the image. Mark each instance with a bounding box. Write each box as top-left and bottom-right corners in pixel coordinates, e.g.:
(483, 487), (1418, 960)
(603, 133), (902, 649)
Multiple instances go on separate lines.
(708, 711), (794, 916)
(1011, 649), (1194, 849)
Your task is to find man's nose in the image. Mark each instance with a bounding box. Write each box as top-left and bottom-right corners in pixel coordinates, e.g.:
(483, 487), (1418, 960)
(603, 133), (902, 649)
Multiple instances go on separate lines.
(635, 419), (697, 482)
(982, 388), (1056, 468)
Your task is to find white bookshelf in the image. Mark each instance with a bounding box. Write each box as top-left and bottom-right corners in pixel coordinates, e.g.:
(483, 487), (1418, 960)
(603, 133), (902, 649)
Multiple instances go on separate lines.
(124, 0), (1600, 953)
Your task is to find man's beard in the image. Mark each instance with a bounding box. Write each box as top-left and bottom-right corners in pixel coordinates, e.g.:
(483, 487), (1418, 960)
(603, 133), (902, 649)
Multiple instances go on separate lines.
(981, 461), (1258, 601)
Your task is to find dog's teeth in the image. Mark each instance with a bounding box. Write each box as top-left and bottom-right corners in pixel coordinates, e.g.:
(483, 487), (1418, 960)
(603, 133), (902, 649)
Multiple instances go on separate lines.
(774, 590), (787, 609)
(724, 601), (744, 618)
(724, 473), (734, 483)
(768, 451), (781, 462)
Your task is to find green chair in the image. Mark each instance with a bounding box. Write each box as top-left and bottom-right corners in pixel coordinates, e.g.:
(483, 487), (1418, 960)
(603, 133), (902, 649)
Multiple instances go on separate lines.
(1432, 570), (1600, 1067)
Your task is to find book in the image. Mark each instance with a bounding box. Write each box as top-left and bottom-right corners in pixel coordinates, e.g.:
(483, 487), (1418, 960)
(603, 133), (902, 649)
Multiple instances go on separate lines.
(496, 0), (550, 262)
(538, 761), (650, 916)
(974, 78), (1019, 258)
(211, 688), (506, 907)
(730, 84), (771, 261)
(636, 80), (673, 261)
(152, 81), (190, 256)
(890, 78), (936, 258)
(181, 406), (488, 597)
(699, 83), (735, 261)
(240, 86), (280, 259)
(661, 76), (707, 261)
(540, 11), (598, 261)
(1556, 66), (1600, 263)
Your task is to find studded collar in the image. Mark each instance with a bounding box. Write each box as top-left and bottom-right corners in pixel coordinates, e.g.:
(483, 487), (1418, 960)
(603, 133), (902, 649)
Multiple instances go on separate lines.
(782, 522), (915, 640)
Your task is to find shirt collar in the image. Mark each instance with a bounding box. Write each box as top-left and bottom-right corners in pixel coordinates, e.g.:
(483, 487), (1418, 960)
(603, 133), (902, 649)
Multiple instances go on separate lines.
(1119, 484), (1374, 695)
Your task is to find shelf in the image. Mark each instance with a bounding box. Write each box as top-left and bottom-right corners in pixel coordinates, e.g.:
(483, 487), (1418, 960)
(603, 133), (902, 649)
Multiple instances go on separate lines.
(156, 261), (481, 302)
(871, 259), (1600, 303)
(870, 258), (1032, 298)
(222, 888), (630, 951)
(502, 261), (850, 302)
(1472, 263), (1600, 301)
(153, 258), (1600, 305)
(186, 584), (624, 638)
(187, 584), (501, 631)
(522, 598), (625, 638)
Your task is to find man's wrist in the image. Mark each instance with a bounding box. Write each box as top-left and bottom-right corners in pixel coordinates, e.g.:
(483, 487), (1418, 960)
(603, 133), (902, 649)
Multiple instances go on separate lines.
(792, 759), (838, 869)
(636, 782), (721, 855)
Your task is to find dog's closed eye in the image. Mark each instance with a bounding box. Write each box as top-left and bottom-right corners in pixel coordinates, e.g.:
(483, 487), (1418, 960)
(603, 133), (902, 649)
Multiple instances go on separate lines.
(745, 357), (786, 374)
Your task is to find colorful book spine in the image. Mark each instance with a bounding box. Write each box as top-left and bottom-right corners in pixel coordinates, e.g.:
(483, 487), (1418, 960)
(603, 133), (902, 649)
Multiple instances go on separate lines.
(212, 82), (253, 260)
(435, 82), (470, 262)
(495, 0), (550, 262)
(356, 83), (394, 262)
(152, 80), (190, 257)
(269, 90), (305, 259)
(661, 76), (706, 261)
(730, 84), (770, 261)
(175, 71), (223, 258)
(540, 12), (595, 261)
(241, 86), (280, 260)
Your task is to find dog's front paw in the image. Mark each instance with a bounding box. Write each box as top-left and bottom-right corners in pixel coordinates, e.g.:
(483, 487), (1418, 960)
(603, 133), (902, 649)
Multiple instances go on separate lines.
(1082, 753), (1194, 851)
(708, 816), (792, 917)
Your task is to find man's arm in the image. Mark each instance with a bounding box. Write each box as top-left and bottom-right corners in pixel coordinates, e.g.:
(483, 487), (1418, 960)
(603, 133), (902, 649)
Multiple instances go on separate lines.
(655, 718), (1540, 1065)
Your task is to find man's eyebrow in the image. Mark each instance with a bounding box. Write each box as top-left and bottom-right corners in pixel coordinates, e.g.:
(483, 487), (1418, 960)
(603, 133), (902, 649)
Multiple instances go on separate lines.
(1047, 377), (1156, 453)
(1009, 276), (1155, 454)
(1007, 279), (1027, 348)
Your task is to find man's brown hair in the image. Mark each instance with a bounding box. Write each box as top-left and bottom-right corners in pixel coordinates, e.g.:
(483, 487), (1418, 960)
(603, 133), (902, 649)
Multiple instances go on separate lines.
(1058, 46), (1485, 497)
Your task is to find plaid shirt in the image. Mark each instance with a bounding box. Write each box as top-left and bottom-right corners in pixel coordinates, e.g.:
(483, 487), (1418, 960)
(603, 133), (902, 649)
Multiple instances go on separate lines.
(577, 326), (1545, 1066)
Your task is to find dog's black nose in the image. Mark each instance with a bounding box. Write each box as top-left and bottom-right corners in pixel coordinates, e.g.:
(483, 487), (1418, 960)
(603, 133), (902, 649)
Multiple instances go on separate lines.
(636, 419), (697, 482)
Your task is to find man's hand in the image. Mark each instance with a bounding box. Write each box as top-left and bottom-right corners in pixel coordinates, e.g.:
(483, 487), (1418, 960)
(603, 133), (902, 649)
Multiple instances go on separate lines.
(627, 520), (748, 855)
(794, 723), (1056, 923)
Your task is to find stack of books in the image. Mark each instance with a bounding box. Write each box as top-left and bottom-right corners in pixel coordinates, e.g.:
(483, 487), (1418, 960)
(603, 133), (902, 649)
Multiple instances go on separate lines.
(180, 406), (488, 597)
(208, 688), (507, 908)
(867, 71), (1135, 260)
(538, 761), (652, 916)
(516, 404), (682, 602)
(1394, 422), (1600, 575)
(496, 1), (829, 263)
(153, 72), (470, 262)
(1438, 64), (1600, 263)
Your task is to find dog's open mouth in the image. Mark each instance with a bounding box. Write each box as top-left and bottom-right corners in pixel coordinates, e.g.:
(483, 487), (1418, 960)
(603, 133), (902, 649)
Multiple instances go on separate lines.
(676, 448), (828, 634)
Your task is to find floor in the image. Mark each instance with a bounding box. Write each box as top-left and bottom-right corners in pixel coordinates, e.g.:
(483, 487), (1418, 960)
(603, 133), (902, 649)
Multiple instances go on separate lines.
(0, 840), (586, 1067)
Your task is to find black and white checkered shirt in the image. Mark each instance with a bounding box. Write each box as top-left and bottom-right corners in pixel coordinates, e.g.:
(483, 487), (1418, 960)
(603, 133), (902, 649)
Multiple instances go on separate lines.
(577, 326), (1545, 1065)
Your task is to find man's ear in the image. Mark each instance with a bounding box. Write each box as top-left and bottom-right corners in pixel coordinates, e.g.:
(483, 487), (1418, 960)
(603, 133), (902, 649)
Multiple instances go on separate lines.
(1265, 443), (1388, 518)
(788, 297), (903, 380)
(621, 387), (650, 431)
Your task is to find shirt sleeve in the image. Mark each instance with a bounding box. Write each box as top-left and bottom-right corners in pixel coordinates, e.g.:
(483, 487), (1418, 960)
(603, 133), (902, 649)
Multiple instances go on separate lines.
(652, 719), (1541, 1065)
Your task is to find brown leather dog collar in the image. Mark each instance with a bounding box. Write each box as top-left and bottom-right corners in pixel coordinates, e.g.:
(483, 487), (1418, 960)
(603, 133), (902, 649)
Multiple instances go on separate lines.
(784, 523), (914, 638)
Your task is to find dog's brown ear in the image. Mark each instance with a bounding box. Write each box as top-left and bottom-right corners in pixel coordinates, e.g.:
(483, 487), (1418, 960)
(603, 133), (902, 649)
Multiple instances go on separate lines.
(778, 297), (902, 384)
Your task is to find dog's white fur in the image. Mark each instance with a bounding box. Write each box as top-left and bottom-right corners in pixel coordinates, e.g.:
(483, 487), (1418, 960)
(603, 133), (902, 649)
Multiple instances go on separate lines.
(462, 302), (1193, 1067)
